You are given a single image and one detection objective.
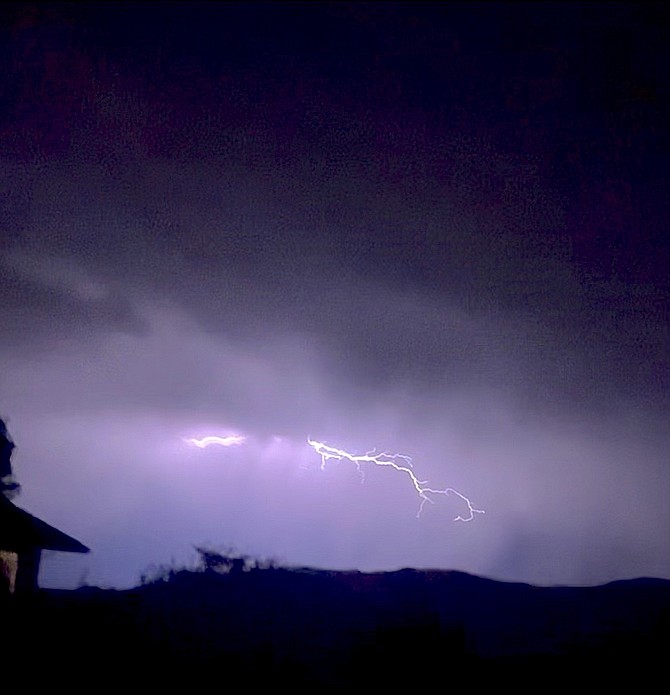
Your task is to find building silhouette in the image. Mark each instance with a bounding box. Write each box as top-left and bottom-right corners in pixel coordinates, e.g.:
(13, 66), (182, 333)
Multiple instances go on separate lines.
(0, 418), (89, 594)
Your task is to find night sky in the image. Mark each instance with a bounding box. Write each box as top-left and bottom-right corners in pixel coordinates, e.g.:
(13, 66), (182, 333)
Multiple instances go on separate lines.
(1, 2), (668, 589)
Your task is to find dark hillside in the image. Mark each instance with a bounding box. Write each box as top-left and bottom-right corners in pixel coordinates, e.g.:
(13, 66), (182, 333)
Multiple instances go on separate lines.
(3, 568), (668, 688)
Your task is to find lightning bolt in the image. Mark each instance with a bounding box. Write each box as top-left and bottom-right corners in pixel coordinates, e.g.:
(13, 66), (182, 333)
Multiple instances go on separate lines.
(185, 435), (247, 448)
(307, 439), (484, 522)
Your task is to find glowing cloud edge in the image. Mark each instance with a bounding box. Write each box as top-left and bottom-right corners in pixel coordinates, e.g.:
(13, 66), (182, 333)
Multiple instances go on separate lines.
(185, 435), (247, 448)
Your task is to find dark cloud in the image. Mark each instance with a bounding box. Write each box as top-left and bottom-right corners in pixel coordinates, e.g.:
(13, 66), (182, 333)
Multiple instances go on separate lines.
(0, 248), (149, 352)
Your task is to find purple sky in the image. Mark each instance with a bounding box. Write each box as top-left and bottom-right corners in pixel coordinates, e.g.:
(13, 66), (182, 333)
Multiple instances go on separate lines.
(1, 3), (668, 588)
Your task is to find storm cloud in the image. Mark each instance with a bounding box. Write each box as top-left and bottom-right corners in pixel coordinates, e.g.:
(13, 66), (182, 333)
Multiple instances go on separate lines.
(1, 3), (667, 588)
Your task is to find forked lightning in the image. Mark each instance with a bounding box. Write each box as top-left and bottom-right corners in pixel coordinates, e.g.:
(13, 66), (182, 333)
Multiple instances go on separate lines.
(308, 438), (484, 521)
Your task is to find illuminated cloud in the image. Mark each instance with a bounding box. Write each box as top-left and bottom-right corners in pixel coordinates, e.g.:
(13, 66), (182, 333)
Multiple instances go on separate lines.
(185, 435), (247, 448)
